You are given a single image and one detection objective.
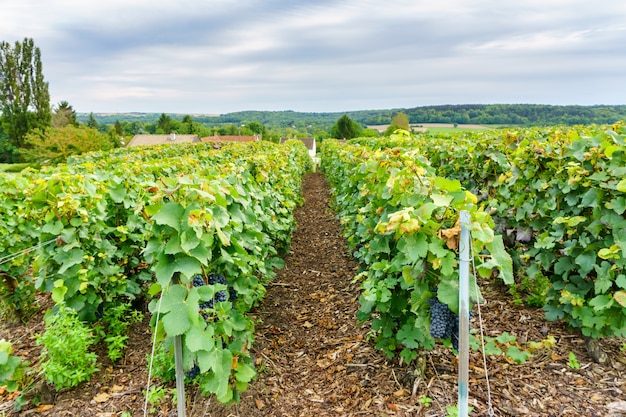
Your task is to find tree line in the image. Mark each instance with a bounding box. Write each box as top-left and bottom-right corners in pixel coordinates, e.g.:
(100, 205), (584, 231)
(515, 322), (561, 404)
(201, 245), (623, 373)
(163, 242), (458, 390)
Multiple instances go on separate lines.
(83, 103), (626, 136)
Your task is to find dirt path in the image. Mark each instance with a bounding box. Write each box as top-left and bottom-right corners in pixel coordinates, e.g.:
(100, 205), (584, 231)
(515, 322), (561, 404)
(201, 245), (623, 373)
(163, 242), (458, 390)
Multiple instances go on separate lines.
(200, 171), (406, 416)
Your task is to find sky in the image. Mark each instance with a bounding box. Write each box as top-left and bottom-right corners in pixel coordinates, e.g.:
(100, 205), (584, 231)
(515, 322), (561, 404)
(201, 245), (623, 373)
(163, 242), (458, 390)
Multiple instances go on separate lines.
(2, 0), (626, 114)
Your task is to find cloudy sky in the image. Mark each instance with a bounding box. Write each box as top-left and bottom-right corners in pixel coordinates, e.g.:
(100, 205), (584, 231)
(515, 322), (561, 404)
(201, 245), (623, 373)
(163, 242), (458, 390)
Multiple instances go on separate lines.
(2, 0), (625, 114)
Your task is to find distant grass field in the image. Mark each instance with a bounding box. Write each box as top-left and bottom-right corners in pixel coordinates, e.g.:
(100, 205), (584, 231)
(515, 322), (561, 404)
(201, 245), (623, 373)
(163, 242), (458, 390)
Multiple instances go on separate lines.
(368, 123), (492, 134)
(0, 163), (30, 173)
(412, 123), (491, 133)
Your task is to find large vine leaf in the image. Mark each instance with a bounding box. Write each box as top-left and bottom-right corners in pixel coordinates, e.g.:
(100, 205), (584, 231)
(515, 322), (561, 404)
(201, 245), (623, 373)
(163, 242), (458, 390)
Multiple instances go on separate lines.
(152, 202), (184, 232)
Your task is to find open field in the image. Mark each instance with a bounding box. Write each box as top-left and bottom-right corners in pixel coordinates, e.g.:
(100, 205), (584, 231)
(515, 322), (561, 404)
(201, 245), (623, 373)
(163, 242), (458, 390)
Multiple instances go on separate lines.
(367, 123), (491, 133)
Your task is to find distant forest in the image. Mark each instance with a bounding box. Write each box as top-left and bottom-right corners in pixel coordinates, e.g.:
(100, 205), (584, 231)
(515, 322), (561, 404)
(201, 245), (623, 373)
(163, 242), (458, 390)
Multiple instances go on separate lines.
(79, 104), (626, 132)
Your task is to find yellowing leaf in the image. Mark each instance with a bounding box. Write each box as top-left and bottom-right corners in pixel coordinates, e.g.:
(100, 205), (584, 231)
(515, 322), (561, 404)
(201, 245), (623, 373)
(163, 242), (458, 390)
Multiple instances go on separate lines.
(614, 290), (626, 307)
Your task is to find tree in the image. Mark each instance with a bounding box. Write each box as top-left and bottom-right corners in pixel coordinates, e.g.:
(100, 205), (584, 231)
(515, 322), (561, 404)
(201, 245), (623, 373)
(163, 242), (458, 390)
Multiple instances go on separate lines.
(0, 38), (51, 159)
(384, 112), (410, 135)
(113, 120), (123, 136)
(20, 126), (115, 165)
(52, 101), (78, 128)
(86, 112), (99, 129)
(391, 112), (410, 130)
(330, 115), (362, 139)
(245, 121), (267, 138)
(156, 113), (172, 133)
(181, 115), (194, 134)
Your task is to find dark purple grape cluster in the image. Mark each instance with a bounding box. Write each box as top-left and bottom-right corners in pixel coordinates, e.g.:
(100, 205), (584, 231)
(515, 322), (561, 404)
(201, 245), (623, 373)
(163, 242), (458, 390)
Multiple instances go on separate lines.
(192, 273), (233, 310)
(429, 298), (452, 339)
(192, 275), (205, 287)
(185, 363), (200, 379)
(429, 296), (473, 350)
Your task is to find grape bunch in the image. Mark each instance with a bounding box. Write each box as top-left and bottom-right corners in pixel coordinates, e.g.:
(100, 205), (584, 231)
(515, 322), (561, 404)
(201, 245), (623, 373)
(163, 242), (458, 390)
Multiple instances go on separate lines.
(191, 273), (233, 310)
(185, 363), (200, 379)
(429, 296), (473, 350)
(192, 275), (205, 287)
(429, 298), (452, 339)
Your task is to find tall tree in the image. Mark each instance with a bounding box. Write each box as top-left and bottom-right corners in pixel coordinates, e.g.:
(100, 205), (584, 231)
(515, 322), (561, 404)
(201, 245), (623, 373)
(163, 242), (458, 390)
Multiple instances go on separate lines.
(384, 112), (410, 135)
(156, 113), (172, 133)
(86, 112), (99, 129)
(391, 112), (410, 130)
(330, 115), (362, 139)
(0, 38), (51, 154)
(181, 115), (194, 134)
(246, 121), (267, 138)
(114, 120), (124, 136)
(52, 101), (78, 128)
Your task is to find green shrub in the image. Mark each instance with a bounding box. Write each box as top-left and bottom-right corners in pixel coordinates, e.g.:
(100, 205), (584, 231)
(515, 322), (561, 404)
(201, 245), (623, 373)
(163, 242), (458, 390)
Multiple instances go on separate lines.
(0, 339), (26, 392)
(36, 305), (98, 389)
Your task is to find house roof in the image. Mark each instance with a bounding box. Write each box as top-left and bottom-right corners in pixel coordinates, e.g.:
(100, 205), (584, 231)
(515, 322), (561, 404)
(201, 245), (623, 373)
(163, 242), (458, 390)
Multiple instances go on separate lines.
(201, 134), (260, 143)
(127, 134), (200, 147)
(279, 137), (316, 151)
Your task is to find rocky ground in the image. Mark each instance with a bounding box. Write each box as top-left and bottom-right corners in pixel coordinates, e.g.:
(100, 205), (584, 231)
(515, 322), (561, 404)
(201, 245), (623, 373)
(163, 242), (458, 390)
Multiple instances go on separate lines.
(1, 171), (625, 416)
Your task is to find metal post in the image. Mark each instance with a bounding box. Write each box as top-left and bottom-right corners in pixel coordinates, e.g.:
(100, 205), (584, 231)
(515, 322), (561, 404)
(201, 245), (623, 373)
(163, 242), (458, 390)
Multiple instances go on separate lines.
(458, 210), (470, 417)
(174, 335), (186, 416)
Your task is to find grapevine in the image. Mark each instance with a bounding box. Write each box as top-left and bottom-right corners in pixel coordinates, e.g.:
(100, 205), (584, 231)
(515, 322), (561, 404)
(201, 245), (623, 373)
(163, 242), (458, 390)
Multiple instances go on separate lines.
(320, 133), (512, 362)
(0, 139), (313, 400)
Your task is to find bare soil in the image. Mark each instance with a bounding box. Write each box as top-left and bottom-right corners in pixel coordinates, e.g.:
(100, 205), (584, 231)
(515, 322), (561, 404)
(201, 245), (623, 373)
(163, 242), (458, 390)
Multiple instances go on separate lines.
(2, 171), (625, 416)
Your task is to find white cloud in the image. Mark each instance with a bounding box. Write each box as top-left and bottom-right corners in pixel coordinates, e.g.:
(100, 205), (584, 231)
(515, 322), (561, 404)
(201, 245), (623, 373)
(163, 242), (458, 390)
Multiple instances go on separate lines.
(3, 0), (625, 113)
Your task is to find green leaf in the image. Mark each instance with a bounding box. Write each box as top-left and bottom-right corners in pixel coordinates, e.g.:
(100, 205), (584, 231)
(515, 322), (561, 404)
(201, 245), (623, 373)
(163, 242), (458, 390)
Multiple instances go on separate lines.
(428, 238), (448, 258)
(616, 178), (626, 192)
(579, 306), (606, 330)
(495, 332), (516, 344)
(608, 197), (626, 214)
(164, 237), (182, 255)
(108, 183), (127, 203)
(221, 309), (249, 336)
(594, 274), (612, 295)
(437, 279), (459, 313)
(397, 322), (421, 349)
(197, 284), (226, 302)
(574, 251), (596, 276)
(485, 235), (513, 285)
(589, 294), (614, 311)
(369, 235), (391, 254)
(580, 188), (601, 208)
(41, 220), (64, 235)
(206, 348), (233, 400)
(54, 248), (84, 274)
(430, 193), (454, 207)
(152, 202), (184, 232)
(616, 275), (626, 290)
(147, 283), (162, 297)
(159, 285), (192, 336)
(397, 233), (428, 263)
(506, 346), (531, 364)
(433, 177), (462, 192)
(185, 323), (215, 352)
(211, 205), (231, 228)
(180, 229), (200, 253)
(51, 279), (68, 304)
(154, 253), (202, 286)
(235, 362), (256, 383)
(483, 339), (502, 356)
